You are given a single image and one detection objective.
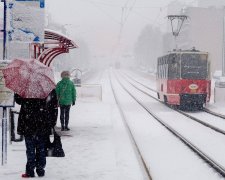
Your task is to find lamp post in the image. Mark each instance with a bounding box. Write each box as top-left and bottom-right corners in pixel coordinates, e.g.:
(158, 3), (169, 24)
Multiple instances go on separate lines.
(167, 15), (187, 50)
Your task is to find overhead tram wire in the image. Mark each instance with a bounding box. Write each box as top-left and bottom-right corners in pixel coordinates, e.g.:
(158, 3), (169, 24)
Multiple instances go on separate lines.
(123, 0), (137, 26)
(187, 0), (198, 6)
(85, 0), (167, 55)
(84, 0), (166, 9)
(132, 8), (163, 24)
(83, 0), (121, 25)
(111, 0), (134, 56)
(119, 0), (132, 32)
(86, 1), (121, 7)
(118, 0), (137, 43)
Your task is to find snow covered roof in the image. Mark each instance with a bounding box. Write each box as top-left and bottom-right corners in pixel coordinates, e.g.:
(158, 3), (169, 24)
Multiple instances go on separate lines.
(44, 29), (78, 49)
(35, 29), (79, 66)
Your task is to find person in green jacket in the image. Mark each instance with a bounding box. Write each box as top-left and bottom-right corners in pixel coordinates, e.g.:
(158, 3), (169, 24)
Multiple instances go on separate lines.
(56, 71), (76, 131)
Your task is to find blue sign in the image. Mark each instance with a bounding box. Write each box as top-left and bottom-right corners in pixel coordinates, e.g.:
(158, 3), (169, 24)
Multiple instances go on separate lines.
(15, 0), (45, 8)
(40, 0), (44, 8)
(15, 0), (39, 1)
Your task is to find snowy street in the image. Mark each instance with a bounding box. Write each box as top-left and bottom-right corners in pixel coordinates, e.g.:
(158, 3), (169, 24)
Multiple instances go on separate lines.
(1, 1), (225, 179)
(0, 69), (225, 179)
(0, 70), (144, 180)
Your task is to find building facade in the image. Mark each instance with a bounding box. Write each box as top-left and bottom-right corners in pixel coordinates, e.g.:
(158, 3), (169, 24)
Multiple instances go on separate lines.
(198, 0), (225, 9)
(177, 7), (224, 75)
(163, 1), (224, 76)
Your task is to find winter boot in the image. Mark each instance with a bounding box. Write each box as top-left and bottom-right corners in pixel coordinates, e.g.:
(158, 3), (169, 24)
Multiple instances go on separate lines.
(36, 169), (45, 177)
(61, 125), (65, 131)
(21, 173), (35, 178)
(65, 126), (70, 131)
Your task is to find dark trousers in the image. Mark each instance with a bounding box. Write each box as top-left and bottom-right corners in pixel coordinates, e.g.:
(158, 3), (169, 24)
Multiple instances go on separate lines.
(24, 135), (46, 176)
(60, 105), (71, 128)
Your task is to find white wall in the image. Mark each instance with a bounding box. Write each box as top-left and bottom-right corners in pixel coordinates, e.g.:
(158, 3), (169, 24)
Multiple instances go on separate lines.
(198, 0), (225, 9)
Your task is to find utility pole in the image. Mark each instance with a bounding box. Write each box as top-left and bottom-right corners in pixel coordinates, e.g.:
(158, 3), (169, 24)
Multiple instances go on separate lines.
(1, 0), (7, 166)
(1, 0), (6, 60)
(222, 7), (225, 76)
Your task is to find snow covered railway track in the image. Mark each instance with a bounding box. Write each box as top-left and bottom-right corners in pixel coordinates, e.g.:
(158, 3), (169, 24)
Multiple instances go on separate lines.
(203, 108), (225, 119)
(109, 74), (153, 180)
(120, 71), (157, 93)
(115, 72), (225, 178)
(174, 109), (225, 135)
(121, 70), (225, 124)
(120, 71), (225, 136)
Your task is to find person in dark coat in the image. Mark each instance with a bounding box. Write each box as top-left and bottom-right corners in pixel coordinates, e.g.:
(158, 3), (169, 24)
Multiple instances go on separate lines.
(15, 90), (58, 178)
(44, 89), (58, 152)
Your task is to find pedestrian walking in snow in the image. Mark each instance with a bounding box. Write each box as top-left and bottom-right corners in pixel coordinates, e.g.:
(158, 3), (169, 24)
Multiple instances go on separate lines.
(15, 94), (52, 178)
(56, 71), (76, 131)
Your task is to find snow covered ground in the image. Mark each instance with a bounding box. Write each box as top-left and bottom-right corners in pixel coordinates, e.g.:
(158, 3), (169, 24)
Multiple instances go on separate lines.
(1, 69), (225, 179)
(0, 70), (143, 180)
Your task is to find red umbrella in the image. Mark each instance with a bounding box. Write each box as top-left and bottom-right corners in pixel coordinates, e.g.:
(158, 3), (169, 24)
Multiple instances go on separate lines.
(2, 59), (56, 99)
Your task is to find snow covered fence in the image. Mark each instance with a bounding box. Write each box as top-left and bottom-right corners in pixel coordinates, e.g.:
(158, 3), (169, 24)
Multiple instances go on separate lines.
(76, 84), (102, 101)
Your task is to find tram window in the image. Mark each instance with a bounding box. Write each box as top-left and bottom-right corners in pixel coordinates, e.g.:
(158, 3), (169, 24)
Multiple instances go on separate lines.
(181, 53), (208, 79)
(163, 64), (166, 78)
(157, 64), (159, 78)
(161, 66), (163, 78)
(158, 65), (161, 78)
(166, 64), (168, 79)
(157, 57), (163, 78)
(157, 58), (159, 78)
(159, 67), (161, 78)
(168, 54), (180, 79)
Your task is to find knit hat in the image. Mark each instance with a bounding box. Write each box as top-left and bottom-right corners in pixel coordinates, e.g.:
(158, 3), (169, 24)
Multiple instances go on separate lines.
(61, 71), (70, 78)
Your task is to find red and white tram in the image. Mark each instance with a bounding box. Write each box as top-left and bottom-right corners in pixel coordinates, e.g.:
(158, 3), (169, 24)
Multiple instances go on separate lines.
(156, 49), (211, 110)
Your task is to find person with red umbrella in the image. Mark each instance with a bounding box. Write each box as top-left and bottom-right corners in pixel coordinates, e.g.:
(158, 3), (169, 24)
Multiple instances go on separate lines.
(15, 94), (49, 177)
(2, 59), (58, 178)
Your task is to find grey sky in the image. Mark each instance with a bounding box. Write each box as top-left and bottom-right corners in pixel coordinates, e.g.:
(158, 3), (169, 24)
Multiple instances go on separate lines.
(46, 0), (197, 56)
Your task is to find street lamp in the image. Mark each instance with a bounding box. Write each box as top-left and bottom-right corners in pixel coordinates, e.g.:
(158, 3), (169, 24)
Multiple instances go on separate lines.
(167, 15), (188, 50)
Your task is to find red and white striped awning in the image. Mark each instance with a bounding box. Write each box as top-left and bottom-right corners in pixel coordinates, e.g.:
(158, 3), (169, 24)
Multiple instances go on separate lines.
(37, 29), (78, 66)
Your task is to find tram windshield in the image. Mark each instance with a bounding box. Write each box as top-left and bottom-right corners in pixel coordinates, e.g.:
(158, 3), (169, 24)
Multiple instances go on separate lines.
(181, 53), (208, 79)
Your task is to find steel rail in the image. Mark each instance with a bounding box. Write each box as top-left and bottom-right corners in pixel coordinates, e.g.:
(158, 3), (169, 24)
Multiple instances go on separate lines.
(116, 72), (225, 177)
(109, 72), (152, 180)
(120, 71), (225, 136)
(203, 108), (225, 120)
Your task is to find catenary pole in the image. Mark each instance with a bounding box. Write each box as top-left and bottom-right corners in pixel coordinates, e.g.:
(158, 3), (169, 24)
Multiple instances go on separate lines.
(3, 0), (6, 60)
(222, 7), (225, 76)
(1, 0), (7, 166)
